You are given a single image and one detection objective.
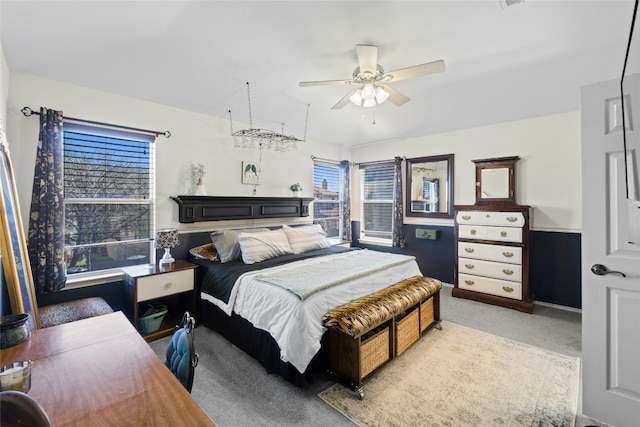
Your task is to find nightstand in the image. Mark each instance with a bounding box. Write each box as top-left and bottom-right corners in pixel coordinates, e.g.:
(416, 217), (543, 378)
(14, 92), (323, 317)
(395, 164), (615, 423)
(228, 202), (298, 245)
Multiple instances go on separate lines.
(121, 260), (198, 342)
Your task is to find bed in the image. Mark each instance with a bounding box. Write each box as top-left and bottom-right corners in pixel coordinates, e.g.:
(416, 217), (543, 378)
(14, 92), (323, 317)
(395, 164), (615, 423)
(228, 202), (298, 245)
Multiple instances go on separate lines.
(189, 225), (423, 385)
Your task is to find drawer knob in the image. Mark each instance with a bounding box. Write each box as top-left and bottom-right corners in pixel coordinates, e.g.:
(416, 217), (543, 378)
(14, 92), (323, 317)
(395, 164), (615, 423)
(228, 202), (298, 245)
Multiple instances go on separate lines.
(502, 269), (514, 275)
(506, 216), (518, 223)
(500, 231), (508, 237)
(470, 229), (477, 235)
(461, 215), (471, 220)
(464, 248), (475, 253)
(465, 280), (475, 286)
(502, 251), (514, 258)
(164, 282), (172, 290)
(502, 286), (514, 293)
(464, 264), (475, 269)
(485, 214), (491, 218)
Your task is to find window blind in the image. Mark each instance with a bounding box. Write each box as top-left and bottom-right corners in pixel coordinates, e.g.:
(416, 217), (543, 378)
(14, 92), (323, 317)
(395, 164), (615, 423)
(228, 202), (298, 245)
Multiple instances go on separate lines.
(313, 161), (341, 238)
(63, 123), (155, 275)
(360, 161), (394, 241)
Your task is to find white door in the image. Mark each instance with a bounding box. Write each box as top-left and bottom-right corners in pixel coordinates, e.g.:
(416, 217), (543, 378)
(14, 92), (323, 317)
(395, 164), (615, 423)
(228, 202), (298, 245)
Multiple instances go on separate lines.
(581, 74), (640, 427)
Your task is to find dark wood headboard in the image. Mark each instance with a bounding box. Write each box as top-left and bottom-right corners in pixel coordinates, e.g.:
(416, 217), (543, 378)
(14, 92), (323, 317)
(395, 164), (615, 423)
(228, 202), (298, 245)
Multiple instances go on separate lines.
(170, 196), (314, 223)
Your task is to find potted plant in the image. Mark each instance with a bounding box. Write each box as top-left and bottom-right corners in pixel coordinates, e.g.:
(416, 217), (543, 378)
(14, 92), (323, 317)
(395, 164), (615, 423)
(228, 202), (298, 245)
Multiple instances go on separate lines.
(289, 183), (302, 197)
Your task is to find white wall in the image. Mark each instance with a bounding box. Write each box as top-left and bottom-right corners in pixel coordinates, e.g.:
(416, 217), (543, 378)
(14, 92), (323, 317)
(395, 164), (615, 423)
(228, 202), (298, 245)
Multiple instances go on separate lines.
(351, 112), (582, 232)
(5, 72), (581, 234)
(6, 72), (348, 232)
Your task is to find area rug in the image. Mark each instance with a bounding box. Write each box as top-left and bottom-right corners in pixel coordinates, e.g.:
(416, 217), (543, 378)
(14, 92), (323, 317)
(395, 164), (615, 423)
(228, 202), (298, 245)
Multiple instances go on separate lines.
(318, 321), (580, 427)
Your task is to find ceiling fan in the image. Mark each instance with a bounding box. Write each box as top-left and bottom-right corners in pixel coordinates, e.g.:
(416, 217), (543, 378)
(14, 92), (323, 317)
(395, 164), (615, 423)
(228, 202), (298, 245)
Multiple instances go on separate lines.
(299, 44), (445, 110)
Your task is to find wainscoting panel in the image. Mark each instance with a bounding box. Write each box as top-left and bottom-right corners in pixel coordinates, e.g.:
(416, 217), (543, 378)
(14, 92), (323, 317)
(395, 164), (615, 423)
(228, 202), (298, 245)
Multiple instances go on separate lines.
(352, 222), (582, 309)
(351, 222), (456, 285)
(529, 231), (582, 308)
(24, 226), (581, 312)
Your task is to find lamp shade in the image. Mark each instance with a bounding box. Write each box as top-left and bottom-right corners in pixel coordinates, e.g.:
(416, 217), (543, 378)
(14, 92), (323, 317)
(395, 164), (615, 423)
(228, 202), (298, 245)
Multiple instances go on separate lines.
(349, 89), (363, 105)
(361, 83), (376, 100)
(155, 229), (179, 249)
(375, 87), (389, 103)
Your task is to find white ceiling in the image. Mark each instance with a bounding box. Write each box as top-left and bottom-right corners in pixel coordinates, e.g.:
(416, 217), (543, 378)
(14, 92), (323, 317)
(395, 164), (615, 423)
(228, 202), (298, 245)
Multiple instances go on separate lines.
(0, 1), (635, 146)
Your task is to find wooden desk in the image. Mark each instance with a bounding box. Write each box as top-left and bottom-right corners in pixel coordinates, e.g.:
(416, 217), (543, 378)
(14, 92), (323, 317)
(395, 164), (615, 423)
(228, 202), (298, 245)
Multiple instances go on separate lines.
(0, 311), (215, 426)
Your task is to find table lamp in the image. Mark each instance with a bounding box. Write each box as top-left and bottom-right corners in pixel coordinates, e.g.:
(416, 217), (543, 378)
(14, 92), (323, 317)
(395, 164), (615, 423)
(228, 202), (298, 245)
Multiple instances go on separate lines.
(155, 229), (179, 265)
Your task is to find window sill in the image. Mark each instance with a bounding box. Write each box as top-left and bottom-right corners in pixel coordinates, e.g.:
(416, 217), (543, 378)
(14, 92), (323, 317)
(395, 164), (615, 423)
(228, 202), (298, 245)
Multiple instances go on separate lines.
(64, 269), (125, 290)
(358, 238), (393, 247)
(328, 237), (351, 247)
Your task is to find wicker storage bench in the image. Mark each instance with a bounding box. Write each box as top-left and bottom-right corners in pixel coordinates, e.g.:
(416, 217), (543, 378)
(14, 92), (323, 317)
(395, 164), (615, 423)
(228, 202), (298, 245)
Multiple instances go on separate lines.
(323, 275), (442, 399)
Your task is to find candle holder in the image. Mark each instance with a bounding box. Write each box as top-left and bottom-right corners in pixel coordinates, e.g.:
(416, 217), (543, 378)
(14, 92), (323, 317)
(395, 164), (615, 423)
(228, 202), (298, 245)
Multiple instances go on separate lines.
(0, 361), (32, 393)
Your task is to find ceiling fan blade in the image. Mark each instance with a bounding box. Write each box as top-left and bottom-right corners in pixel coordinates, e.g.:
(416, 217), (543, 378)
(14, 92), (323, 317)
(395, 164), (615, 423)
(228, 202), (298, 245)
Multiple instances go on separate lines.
(299, 79), (353, 87)
(385, 60), (445, 82)
(331, 89), (358, 110)
(356, 44), (378, 75)
(381, 85), (411, 106)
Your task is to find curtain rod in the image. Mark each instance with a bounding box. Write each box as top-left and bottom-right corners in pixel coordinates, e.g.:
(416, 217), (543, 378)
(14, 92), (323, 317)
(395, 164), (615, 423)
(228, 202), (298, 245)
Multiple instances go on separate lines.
(355, 158), (398, 166)
(311, 156), (357, 167)
(20, 106), (171, 138)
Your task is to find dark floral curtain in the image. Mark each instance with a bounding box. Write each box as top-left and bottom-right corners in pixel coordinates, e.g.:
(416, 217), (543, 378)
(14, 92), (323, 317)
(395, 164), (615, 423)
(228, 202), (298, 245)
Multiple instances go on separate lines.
(392, 156), (406, 248)
(28, 107), (66, 293)
(339, 160), (352, 241)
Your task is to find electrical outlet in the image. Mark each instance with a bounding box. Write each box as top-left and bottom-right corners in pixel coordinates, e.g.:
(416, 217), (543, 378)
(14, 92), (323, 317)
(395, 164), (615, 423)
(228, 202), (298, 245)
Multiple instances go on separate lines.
(415, 228), (440, 240)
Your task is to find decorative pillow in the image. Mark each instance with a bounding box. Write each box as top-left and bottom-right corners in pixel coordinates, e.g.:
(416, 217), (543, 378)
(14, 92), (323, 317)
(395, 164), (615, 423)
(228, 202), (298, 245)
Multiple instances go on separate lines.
(210, 228), (270, 263)
(282, 224), (331, 254)
(237, 228), (293, 264)
(188, 243), (219, 261)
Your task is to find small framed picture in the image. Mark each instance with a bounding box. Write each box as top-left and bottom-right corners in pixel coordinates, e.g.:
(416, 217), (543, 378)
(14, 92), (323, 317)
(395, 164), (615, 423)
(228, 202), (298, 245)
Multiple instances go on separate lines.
(242, 161), (260, 185)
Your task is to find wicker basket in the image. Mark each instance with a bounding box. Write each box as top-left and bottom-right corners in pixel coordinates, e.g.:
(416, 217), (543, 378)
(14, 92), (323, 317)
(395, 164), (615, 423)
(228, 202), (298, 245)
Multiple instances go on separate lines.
(360, 326), (390, 378)
(395, 307), (420, 356)
(420, 296), (435, 332)
(139, 305), (168, 334)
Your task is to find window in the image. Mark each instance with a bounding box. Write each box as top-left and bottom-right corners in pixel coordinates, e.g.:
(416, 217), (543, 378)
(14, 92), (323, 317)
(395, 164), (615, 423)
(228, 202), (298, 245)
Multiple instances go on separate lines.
(63, 123), (155, 275)
(360, 161), (395, 244)
(313, 160), (342, 238)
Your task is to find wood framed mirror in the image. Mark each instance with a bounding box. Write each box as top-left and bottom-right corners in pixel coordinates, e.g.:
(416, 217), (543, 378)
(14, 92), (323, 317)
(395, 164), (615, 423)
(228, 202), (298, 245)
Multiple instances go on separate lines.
(0, 125), (40, 329)
(405, 154), (454, 218)
(473, 156), (519, 205)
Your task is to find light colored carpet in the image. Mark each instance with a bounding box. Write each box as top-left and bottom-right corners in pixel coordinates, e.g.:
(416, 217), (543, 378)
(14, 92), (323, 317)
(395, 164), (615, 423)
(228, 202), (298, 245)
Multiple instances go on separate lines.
(318, 321), (580, 427)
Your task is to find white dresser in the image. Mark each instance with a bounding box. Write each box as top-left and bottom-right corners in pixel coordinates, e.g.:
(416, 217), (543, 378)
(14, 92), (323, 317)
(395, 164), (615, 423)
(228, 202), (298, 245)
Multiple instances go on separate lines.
(452, 205), (534, 313)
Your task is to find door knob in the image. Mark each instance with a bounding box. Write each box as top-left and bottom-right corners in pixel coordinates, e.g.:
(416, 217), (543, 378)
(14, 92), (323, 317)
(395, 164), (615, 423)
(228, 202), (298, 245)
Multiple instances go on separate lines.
(591, 264), (626, 277)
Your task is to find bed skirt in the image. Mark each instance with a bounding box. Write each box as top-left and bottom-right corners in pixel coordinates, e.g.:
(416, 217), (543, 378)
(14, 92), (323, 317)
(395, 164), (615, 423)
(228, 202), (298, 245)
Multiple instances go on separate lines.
(199, 299), (328, 387)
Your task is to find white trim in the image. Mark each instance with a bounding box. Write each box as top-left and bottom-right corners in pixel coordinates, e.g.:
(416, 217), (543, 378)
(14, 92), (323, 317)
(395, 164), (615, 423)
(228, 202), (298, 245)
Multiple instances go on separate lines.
(358, 237), (392, 247)
(530, 227), (581, 233)
(535, 299), (582, 313)
(441, 282), (582, 313)
(64, 270), (124, 289)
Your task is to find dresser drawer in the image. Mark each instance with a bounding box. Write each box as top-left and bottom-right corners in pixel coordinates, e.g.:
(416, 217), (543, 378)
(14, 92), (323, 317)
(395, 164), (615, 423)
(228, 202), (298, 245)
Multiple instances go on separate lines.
(136, 269), (194, 302)
(456, 211), (524, 227)
(458, 273), (523, 300)
(486, 227), (522, 243)
(458, 242), (522, 264)
(458, 225), (522, 243)
(458, 257), (522, 282)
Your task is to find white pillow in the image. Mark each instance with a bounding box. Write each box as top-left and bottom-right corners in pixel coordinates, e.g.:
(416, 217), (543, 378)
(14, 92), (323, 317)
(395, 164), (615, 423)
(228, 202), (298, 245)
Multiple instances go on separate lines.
(210, 228), (270, 263)
(282, 224), (331, 254)
(237, 228), (293, 264)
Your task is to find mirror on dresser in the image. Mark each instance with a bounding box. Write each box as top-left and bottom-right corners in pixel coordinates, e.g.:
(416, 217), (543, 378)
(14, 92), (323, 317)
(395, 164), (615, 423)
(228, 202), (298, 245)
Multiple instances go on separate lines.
(405, 154), (454, 218)
(472, 156), (519, 205)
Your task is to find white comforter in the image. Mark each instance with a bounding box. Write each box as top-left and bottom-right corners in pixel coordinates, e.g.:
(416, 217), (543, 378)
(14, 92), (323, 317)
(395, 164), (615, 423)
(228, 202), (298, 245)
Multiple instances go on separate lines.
(200, 250), (422, 373)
